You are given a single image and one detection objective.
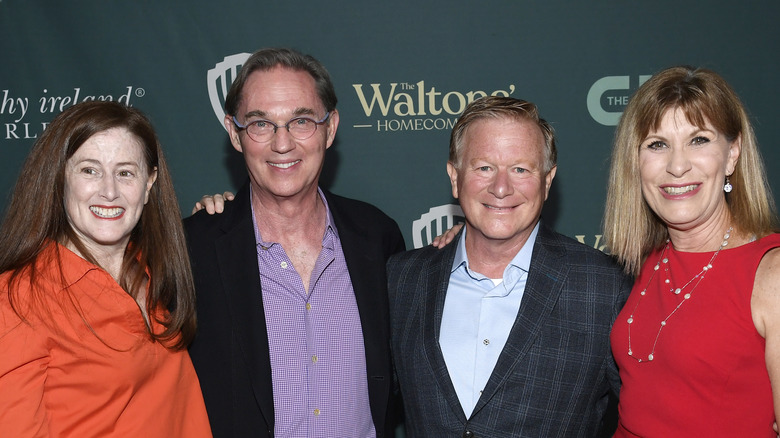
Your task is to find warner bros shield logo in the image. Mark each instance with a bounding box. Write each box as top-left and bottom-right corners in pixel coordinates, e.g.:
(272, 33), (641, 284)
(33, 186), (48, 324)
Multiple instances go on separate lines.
(207, 53), (251, 130)
(412, 204), (465, 249)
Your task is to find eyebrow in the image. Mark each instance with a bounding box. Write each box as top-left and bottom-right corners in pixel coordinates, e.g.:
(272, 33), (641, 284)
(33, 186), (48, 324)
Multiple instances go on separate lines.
(692, 127), (717, 135)
(644, 126), (717, 140)
(468, 157), (536, 167)
(242, 107), (317, 120)
(292, 107), (316, 117)
(73, 158), (142, 168)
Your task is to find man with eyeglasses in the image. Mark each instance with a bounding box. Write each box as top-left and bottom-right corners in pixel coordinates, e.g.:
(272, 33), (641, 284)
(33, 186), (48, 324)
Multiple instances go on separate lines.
(185, 48), (405, 438)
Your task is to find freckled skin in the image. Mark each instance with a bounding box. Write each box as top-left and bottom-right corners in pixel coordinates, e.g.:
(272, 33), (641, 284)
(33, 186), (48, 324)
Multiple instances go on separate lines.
(63, 127), (157, 258)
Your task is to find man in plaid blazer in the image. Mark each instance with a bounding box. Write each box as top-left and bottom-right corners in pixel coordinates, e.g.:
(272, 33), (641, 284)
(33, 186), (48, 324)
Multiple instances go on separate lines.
(388, 96), (631, 437)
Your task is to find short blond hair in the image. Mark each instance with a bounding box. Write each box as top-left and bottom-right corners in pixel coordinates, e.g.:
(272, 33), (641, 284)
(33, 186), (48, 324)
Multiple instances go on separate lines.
(449, 96), (557, 173)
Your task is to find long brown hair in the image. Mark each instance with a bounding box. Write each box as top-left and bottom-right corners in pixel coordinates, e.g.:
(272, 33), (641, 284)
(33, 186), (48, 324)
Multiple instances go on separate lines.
(0, 101), (196, 349)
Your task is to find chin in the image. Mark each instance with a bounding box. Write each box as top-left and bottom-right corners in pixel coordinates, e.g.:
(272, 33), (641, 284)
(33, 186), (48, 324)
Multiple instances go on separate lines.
(476, 227), (521, 242)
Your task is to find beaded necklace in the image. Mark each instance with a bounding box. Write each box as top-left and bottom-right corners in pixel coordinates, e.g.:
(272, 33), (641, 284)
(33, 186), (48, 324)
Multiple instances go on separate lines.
(626, 227), (732, 363)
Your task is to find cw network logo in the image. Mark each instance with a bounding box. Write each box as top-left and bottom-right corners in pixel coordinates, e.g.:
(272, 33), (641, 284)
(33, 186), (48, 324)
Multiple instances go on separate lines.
(352, 82), (517, 133)
(586, 75), (651, 126)
(207, 53), (251, 129)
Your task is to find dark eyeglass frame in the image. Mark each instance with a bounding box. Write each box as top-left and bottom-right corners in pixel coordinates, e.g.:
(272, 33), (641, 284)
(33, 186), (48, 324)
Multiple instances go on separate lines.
(232, 112), (331, 142)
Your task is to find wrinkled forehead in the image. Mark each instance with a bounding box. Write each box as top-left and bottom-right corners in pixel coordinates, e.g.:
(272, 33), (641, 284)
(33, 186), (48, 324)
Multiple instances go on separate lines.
(240, 67), (324, 113)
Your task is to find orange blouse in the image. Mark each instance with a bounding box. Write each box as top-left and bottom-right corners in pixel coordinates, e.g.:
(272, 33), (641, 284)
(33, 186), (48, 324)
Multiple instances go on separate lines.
(0, 243), (212, 437)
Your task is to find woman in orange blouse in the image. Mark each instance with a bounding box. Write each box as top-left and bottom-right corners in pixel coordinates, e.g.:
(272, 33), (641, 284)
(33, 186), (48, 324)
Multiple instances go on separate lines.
(0, 101), (212, 437)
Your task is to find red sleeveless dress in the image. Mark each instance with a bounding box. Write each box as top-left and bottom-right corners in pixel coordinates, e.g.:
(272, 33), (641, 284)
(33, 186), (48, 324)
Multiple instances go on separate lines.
(611, 233), (780, 437)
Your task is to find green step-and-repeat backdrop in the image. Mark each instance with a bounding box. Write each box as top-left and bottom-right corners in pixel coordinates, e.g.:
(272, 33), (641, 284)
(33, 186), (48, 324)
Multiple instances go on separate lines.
(2, 1), (778, 251)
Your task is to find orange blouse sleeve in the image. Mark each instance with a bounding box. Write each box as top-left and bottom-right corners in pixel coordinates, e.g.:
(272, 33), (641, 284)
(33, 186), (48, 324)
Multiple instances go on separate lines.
(0, 306), (51, 438)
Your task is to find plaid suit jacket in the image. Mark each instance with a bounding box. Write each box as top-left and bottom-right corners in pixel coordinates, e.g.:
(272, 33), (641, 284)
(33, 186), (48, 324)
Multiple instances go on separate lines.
(388, 223), (631, 438)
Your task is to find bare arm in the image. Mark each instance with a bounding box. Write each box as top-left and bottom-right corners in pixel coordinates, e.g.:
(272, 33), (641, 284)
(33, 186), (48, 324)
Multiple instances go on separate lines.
(751, 247), (780, 429)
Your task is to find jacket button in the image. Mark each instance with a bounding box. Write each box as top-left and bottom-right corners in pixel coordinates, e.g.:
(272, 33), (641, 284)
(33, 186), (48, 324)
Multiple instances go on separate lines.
(463, 431), (474, 438)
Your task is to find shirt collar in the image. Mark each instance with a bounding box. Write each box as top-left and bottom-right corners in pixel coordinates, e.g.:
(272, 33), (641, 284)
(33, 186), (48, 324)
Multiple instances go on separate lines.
(37, 241), (149, 290)
(451, 221), (540, 279)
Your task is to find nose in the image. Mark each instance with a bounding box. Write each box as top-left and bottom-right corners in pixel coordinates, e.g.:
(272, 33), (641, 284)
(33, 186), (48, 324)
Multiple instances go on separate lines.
(269, 127), (296, 154)
(488, 169), (514, 198)
(666, 145), (692, 177)
(100, 175), (119, 201)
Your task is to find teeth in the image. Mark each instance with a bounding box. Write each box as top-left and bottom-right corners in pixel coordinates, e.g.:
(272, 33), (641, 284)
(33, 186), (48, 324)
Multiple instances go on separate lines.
(90, 206), (124, 218)
(664, 185), (697, 195)
(269, 160), (300, 169)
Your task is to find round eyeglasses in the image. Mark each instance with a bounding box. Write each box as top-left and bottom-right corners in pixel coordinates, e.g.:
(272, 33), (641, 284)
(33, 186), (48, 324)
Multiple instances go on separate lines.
(232, 112), (331, 142)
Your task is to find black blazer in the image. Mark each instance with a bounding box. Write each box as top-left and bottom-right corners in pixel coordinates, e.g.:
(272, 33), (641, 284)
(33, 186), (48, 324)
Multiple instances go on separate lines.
(185, 182), (405, 438)
(387, 223), (632, 438)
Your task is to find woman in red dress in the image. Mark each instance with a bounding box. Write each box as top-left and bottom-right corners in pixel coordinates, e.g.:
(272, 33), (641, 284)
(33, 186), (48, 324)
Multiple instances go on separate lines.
(604, 66), (780, 437)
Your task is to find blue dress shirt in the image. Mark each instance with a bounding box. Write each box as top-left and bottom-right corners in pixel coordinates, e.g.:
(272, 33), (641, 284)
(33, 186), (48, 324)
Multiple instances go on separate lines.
(439, 222), (539, 417)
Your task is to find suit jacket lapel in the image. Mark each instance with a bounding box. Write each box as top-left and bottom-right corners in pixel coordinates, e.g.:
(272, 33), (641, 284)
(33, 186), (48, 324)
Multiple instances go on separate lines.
(471, 223), (568, 415)
(326, 193), (385, 349)
(423, 233), (471, 421)
(214, 185), (275, 428)
(318, 191), (396, 431)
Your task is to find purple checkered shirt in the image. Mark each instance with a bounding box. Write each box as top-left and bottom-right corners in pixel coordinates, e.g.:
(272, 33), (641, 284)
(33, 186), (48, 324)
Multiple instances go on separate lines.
(251, 189), (376, 438)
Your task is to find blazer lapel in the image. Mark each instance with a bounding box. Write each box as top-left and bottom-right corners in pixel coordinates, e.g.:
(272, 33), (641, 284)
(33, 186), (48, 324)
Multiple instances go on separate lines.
(316, 191), (398, 431)
(323, 192), (389, 376)
(327, 195), (386, 352)
(471, 224), (568, 415)
(423, 234), (471, 421)
(213, 187), (275, 428)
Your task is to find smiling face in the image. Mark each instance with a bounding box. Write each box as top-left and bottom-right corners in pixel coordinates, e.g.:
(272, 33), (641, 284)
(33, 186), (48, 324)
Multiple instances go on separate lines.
(447, 116), (556, 248)
(639, 107), (740, 233)
(225, 66), (339, 203)
(63, 127), (157, 256)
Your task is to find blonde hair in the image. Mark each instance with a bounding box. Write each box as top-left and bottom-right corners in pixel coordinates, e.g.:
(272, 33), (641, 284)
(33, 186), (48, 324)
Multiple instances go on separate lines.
(603, 66), (778, 276)
(449, 96), (557, 172)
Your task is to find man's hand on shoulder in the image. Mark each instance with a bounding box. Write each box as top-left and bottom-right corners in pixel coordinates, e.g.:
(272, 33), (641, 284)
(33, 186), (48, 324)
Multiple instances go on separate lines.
(191, 191), (235, 215)
(431, 223), (463, 249)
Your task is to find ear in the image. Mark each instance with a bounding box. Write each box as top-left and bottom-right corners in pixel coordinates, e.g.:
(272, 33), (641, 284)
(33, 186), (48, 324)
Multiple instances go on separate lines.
(543, 165), (557, 201)
(224, 115), (244, 153)
(446, 161), (459, 199)
(726, 134), (741, 176)
(144, 166), (158, 205)
(325, 109), (340, 150)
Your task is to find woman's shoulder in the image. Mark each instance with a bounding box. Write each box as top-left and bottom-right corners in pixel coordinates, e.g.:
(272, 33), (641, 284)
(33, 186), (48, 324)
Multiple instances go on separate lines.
(755, 234), (780, 271)
(731, 233), (780, 265)
(750, 235), (780, 339)
(0, 243), (88, 331)
(757, 232), (780, 246)
(0, 271), (40, 336)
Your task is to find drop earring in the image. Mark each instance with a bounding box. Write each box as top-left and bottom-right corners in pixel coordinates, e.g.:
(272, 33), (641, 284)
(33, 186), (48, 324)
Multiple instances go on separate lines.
(724, 176), (733, 193)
